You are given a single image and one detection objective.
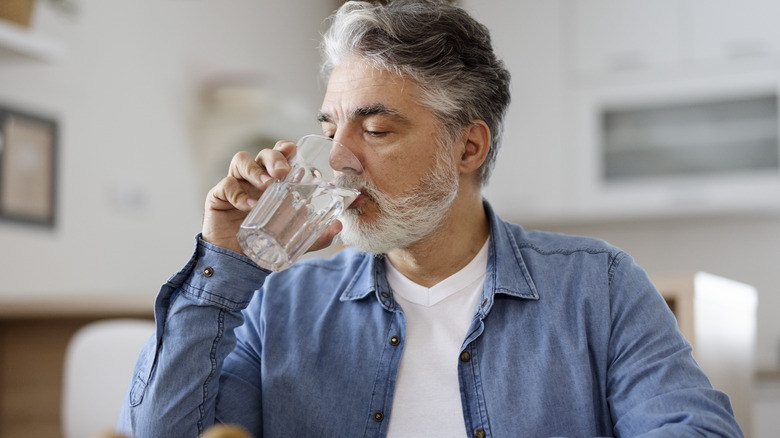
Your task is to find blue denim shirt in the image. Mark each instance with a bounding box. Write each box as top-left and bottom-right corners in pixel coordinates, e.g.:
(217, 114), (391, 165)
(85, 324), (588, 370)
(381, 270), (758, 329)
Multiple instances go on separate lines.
(118, 201), (741, 437)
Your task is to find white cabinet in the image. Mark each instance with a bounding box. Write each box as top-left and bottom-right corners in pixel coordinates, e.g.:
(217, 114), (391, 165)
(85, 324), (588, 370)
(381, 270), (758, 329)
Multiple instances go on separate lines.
(566, 0), (780, 78)
(689, 0), (780, 63)
(568, 0), (683, 75)
(560, 1), (780, 222)
(569, 71), (780, 221)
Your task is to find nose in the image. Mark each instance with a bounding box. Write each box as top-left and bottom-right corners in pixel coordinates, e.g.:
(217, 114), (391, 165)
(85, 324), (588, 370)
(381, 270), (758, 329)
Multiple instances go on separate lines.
(329, 140), (363, 176)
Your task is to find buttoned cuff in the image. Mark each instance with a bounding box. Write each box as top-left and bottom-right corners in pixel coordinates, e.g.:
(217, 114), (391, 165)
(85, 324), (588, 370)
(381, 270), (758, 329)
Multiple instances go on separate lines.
(179, 234), (271, 310)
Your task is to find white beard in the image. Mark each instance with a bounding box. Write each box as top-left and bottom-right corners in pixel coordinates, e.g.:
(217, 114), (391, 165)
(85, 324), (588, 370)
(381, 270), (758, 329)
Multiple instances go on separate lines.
(336, 148), (459, 255)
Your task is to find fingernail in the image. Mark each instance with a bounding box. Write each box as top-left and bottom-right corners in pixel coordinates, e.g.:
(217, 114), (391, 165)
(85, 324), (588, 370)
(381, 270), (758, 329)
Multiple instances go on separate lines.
(274, 160), (290, 170)
(247, 198), (257, 208)
(260, 174), (271, 184)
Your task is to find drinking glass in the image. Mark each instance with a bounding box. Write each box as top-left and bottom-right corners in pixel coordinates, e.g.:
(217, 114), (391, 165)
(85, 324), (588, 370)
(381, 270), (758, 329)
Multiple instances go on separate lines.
(236, 135), (361, 271)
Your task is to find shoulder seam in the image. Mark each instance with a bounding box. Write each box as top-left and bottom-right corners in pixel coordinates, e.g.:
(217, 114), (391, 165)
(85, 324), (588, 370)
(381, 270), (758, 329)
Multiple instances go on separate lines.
(517, 242), (621, 258)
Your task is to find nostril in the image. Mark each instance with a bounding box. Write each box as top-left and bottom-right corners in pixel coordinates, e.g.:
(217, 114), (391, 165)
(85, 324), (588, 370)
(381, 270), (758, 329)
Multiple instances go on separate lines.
(340, 166), (361, 175)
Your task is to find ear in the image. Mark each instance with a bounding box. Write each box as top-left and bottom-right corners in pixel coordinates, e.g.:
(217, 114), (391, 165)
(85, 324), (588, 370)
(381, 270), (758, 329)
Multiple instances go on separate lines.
(457, 120), (491, 176)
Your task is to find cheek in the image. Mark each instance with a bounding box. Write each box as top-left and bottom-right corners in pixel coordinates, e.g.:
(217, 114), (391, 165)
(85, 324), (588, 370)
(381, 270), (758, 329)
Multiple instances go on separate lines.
(366, 155), (430, 198)
(362, 130), (444, 196)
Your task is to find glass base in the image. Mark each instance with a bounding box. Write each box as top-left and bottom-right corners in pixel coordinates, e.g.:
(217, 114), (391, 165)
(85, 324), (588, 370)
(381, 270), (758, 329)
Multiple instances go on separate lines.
(236, 227), (293, 272)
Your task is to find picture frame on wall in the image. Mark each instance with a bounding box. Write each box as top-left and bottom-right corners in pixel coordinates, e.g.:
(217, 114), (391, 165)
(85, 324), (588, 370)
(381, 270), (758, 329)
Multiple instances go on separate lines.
(0, 105), (57, 227)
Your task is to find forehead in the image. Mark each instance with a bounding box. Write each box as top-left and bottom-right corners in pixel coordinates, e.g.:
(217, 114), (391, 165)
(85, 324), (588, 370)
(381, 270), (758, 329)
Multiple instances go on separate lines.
(320, 58), (427, 122)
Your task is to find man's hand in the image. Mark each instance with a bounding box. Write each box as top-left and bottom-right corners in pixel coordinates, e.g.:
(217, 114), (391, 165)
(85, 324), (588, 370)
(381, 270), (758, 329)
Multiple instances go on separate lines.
(201, 140), (342, 255)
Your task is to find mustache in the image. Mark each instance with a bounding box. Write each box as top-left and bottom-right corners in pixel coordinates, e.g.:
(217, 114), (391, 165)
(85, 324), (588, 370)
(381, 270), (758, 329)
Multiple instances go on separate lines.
(335, 174), (378, 203)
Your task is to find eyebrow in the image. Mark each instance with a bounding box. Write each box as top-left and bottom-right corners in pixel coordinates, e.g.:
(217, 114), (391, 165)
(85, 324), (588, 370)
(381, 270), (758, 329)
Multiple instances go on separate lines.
(316, 103), (411, 125)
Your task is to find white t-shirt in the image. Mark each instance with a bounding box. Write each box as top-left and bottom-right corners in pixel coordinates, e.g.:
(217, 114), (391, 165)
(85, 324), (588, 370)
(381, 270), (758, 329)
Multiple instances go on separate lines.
(384, 238), (489, 437)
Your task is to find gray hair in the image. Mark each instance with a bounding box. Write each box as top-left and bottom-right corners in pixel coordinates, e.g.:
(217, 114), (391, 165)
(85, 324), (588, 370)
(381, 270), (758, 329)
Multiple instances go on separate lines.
(320, 0), (511, 185)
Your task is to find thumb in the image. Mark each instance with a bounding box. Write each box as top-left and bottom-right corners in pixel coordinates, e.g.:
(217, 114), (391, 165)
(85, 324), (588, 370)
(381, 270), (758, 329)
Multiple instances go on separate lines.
(308, 220), (344, 253)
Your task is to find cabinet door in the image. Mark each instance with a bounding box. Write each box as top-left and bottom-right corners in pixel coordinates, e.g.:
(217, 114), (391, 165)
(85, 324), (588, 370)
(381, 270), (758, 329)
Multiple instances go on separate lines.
(569, 0), (683, 74)
(689, 0), (780, 62)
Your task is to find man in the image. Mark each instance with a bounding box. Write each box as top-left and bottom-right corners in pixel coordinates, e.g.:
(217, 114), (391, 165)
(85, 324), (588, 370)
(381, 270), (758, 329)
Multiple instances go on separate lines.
(118, 1), (743, 437)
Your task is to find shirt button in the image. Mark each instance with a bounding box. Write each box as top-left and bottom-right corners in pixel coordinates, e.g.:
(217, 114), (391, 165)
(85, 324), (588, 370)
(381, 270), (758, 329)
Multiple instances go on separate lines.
(203, 267), (214, 277)
(474, 428), (486, 438)
(373, 411), (384, 422)
(389, 336), (400, 346)
(460, 351), (471, 362)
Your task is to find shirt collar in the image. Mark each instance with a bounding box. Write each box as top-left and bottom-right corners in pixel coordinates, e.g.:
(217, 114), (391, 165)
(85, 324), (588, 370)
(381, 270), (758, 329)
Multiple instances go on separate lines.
(483, 200), (539, 301)
(339, 253), (401, 311)
(338, 199), (539, 308)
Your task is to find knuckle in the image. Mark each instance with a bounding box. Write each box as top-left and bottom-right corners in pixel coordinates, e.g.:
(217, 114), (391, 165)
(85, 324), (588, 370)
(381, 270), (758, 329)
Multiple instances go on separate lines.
(230, 150), (252, 166)
(272, 140), (291, 150)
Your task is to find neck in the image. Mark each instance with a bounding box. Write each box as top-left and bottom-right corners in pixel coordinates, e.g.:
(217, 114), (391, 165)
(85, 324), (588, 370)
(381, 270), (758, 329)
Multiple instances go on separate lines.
(386, 187), (489, 288)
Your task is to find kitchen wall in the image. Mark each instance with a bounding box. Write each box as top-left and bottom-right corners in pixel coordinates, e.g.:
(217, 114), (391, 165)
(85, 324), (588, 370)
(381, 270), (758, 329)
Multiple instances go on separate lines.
(1, 0), (778, 374)
(0, 0), (335, 297)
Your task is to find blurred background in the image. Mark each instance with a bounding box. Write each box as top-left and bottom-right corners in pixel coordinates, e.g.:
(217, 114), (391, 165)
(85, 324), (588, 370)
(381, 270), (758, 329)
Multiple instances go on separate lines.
(0, 0), (778, 437)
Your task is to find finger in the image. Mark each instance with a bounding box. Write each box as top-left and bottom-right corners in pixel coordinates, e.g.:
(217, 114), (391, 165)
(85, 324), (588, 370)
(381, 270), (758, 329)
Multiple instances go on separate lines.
(308, 220), (343, 253)
(209, 142), (298, 213)
(257, 141), (296, 180)
(228, 151), (271, 188)
(271, 139), (297, 157)
(207, 175), (260, 212)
